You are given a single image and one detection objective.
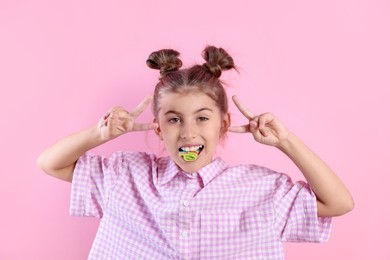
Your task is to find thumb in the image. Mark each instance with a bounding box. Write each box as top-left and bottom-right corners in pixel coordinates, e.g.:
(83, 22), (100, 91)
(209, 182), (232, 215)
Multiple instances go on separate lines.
(250, 120), (263, 142)
(249, 120), (257, 132)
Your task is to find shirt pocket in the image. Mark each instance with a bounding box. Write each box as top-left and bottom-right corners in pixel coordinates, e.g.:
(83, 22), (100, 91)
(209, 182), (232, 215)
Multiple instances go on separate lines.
(199, 207), (275, 259)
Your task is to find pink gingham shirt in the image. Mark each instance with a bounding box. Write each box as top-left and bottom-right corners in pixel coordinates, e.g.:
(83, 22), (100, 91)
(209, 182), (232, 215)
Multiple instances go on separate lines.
(70, 151), (331, 259)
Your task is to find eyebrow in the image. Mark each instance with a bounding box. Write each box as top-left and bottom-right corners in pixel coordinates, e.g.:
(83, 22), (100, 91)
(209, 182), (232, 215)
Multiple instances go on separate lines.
(164, 107), (213, 116)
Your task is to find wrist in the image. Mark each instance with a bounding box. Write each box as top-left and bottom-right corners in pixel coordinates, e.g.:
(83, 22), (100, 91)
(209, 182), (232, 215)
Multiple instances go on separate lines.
(276, 132), (299, 154)
(85, 125), (107, 147)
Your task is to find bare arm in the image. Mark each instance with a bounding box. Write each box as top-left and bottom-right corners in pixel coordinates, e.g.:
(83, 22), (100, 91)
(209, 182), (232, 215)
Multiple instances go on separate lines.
(229, 95), (354, 217)
(37, 96), (157, 182)
(276, 132), (354, 217)
(36, 126), (103, 182)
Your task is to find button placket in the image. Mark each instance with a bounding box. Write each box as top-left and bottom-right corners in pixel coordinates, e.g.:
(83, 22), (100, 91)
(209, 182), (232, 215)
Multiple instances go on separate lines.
(182, 200), (190, 207)
(178, 196), (192, 238)
(177, 174), (200, 259)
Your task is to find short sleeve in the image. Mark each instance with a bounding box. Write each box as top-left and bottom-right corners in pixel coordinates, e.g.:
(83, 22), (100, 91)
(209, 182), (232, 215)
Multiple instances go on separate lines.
(69, 152), (123, 218)
(273, 174), (332, 242)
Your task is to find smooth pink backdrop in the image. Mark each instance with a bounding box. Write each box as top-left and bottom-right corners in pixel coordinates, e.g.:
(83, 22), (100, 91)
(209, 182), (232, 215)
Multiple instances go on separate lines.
(1, 0), (389, 259)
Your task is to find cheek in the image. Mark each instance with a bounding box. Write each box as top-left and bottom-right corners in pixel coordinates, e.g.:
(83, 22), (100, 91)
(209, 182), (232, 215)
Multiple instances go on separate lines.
(159, 125), (178, 142)
(209, 125), (224, 143)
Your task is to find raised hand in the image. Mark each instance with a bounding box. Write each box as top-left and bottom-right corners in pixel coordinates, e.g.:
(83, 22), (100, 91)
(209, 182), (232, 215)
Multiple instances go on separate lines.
(37, 95), (158, 182)
(229, 95), (289, 147)
(98, 96), (158, 142)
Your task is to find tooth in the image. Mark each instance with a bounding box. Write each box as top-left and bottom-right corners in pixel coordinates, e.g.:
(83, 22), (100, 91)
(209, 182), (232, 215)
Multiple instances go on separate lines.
(181, 146), (205, 152)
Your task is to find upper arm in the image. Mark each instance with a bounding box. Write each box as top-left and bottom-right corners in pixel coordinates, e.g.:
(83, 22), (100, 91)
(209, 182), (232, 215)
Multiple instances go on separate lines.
(317, 200), (330, 217)
(37, 156), (75, 182)
(316, 198), (354, 217)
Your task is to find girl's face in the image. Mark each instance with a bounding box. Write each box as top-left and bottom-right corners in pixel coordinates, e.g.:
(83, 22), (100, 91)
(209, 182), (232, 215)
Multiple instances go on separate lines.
(156, 91), (230, 173)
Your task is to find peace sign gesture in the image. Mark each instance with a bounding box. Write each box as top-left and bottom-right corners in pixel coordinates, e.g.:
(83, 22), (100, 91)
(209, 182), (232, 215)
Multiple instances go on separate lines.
(229, 95), (290, 147)
(98, 96), (158, 142)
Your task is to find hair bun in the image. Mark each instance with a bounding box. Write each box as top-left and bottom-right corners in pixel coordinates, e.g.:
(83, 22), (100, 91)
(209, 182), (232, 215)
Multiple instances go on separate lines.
(146, 49), (183, 78)
(202, 46), (235, 77)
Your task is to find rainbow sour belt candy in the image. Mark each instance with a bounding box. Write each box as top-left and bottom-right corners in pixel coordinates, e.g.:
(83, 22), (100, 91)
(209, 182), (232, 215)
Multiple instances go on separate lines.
(179, 151), (199, 161)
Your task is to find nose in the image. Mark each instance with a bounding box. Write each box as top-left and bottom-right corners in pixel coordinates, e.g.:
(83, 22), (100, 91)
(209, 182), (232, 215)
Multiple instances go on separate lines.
(180, 121), (196, 139)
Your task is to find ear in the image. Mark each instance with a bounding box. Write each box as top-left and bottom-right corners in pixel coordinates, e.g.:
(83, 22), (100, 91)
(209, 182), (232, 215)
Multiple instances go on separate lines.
(220, 113), (231, 135)
(153, 118), (163, 140)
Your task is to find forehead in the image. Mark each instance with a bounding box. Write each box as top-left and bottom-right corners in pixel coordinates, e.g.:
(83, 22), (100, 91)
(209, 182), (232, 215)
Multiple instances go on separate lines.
(159, 92), (219, 115)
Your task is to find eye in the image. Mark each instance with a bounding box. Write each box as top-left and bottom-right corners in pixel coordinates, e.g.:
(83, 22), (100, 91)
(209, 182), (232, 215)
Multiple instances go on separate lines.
(168, 117), (181, 124)
(198, 116), (209, 122)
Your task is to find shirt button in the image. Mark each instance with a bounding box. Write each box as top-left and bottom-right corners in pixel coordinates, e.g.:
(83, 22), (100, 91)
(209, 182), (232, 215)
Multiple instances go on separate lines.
(192, 172), (197, 177)
(181, 231), (188, 238)
(182, 200), (190, 207)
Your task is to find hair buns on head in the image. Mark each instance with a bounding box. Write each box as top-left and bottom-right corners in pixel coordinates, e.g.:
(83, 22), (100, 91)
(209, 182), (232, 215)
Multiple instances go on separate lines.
(146, 49), (183, 78)
(202, 45), (235, 78)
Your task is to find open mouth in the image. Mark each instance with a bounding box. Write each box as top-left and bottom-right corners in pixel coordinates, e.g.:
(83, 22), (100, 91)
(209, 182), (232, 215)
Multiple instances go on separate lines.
(178, 145), (204, 161)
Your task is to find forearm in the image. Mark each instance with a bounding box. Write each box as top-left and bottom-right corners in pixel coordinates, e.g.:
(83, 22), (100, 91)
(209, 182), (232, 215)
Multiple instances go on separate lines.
(37, 99), (156, 182)
(277, 133), (354, 217)
(37, 126), (104, 182)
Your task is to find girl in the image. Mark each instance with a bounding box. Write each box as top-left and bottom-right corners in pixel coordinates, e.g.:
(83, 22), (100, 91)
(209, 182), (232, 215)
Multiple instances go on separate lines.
(37, 46), (353, 259)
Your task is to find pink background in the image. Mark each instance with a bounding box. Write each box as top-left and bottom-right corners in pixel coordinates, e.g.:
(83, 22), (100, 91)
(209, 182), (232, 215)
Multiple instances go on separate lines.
(1, 0), (389, 259)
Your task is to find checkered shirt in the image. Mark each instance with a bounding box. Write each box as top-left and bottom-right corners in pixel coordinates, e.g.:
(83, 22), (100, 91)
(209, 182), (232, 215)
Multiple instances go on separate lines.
(70, 151), (331, 259)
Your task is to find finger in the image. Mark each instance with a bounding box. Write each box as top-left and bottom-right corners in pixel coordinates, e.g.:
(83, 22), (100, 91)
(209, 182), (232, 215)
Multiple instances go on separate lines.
(249, 120), (258, 132)
(258, 112), (273, 127)
(132, 122), (159, 132)
(110, 109), (131, 120)
(129, 95), (153, 118)
(258, 113), (275, 136)
(248, 119), (267, 142)
(104, 107), (128, 121)
(250, 117), (270, 137)
(103, 112), (110, 120)
(228, 124), (250, 133)
(232, 95), (255, 120)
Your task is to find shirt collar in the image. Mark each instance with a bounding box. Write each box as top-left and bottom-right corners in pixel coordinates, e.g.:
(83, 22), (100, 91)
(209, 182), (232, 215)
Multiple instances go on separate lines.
(197, 157), (229, 187)
(156, 157), (181, 185)
(156, 156), (229, 187)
